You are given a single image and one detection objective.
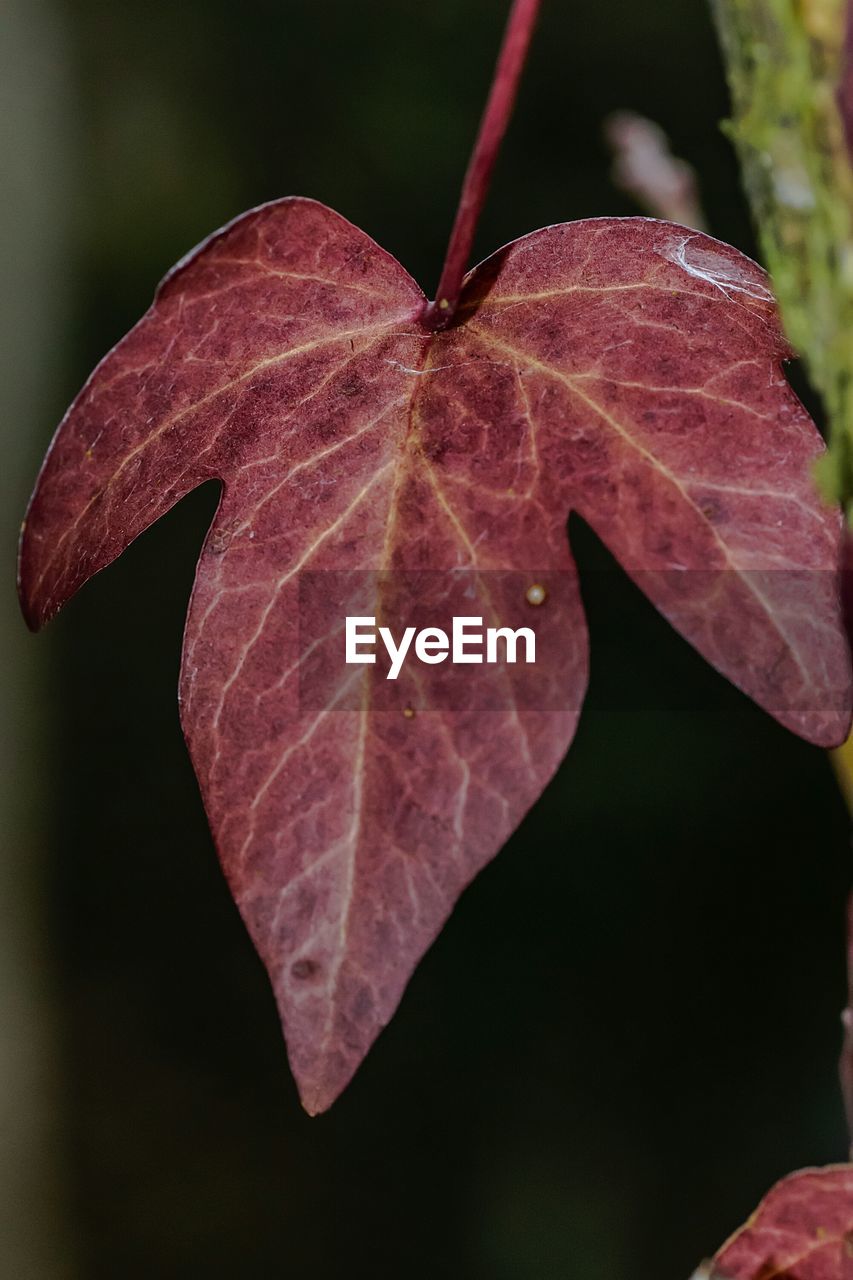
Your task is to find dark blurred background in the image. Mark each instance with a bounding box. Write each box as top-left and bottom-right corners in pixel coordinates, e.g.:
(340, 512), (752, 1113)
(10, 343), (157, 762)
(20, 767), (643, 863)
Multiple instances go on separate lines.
(2, 1), (850, 1277)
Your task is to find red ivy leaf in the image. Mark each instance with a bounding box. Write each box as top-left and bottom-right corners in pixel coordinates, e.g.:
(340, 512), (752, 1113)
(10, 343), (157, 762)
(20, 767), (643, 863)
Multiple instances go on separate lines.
(713, 1166), (853, 1280)
(19, 199), (852, 1111)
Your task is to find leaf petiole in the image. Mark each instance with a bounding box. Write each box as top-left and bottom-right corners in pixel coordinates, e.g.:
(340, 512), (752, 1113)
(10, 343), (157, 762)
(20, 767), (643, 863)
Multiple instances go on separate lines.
(423, 0), (542, 331)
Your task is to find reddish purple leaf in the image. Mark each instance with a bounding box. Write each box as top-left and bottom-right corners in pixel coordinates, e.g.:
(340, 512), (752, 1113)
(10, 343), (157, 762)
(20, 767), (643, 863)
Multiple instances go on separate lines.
(714, 1165), (853, 1280)
(19, 198), (851, 1111)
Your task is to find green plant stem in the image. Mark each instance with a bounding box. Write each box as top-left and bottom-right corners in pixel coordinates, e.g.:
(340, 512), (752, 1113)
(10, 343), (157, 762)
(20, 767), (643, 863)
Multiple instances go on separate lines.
(711, 0), (853, 511)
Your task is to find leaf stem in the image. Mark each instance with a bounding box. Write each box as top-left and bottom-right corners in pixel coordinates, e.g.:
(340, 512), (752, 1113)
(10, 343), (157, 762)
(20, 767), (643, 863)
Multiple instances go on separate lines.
(423, 0), (542, 331)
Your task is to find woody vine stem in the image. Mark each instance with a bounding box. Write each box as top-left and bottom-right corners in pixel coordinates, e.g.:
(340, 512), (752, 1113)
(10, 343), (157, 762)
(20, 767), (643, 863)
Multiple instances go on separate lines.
(423, 0), (543, 331)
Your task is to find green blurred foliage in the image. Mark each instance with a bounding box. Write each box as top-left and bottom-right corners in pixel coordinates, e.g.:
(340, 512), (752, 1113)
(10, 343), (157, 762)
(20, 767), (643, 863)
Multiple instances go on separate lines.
(17, 0), (850, 1276)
